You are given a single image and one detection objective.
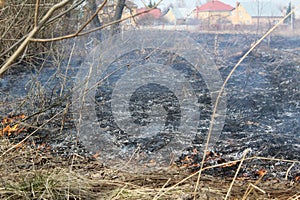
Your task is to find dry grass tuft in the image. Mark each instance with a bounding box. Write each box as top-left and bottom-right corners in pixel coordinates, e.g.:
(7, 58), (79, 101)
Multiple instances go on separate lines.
(0, 138), (299, 200)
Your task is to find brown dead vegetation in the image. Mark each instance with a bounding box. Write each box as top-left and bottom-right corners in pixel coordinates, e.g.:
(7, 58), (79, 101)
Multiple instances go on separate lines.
(0, 138), (299, 200)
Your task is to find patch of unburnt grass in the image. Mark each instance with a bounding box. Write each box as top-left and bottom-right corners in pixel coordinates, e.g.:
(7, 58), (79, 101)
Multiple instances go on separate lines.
(0, 137), (299, 200)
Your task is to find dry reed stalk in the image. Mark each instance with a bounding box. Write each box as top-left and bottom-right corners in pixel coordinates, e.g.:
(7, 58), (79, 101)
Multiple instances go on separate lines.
(154, 154), (300, 199)
(153, 178), (171, 200)
(224, 148), (249, 200)
(242, 168), (267, 199)
(285, 162), (295, 180)
(288, 193), (300, 200)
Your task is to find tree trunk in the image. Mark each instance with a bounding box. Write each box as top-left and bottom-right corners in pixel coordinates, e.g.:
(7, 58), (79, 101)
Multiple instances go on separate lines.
(89, 0), (102, 41)
(110, 0), (126, 35)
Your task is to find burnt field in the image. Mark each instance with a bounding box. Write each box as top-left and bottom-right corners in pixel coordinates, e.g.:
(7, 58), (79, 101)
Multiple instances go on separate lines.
(0, 32), (300, 199)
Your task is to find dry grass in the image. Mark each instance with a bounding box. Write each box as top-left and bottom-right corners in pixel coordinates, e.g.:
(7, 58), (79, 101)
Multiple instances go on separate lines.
(0, 138), (299, 200)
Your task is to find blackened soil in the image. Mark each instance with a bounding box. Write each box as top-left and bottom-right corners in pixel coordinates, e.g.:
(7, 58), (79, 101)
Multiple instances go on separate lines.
(0, 32), (299, 178)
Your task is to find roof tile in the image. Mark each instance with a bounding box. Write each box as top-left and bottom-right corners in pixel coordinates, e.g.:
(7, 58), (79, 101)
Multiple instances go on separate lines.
(196, 0), (234, 12)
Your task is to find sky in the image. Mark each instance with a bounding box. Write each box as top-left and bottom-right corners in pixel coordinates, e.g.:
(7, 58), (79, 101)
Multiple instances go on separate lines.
(134, 0), (300, 17)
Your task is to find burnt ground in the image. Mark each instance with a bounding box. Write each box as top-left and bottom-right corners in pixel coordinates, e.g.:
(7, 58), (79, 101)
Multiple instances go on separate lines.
(0, 32), (300, 185)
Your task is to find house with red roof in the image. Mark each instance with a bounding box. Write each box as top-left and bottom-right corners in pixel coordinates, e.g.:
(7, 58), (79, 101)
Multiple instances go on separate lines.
(135, 8), (163, 25)
(193, 0), (234, 25)
(137, 8), (162, 19)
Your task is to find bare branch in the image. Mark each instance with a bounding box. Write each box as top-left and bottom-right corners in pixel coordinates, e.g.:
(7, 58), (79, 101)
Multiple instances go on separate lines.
(0, 0), (70, 76)
(45, 0), (85, 26)
(76, 0), (107, 34)
(0, 0), (85, 59)
(34, 0), (40, 27)
(31, 2), (163, 43)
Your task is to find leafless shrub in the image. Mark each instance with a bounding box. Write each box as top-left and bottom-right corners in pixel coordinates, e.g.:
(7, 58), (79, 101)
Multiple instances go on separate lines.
(0, 0), (88, 66)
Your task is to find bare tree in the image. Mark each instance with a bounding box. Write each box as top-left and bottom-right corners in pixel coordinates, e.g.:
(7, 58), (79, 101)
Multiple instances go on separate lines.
(110, 0), (126, 35)
(87, 0), (127, 38)
(88, 0), (103, 41)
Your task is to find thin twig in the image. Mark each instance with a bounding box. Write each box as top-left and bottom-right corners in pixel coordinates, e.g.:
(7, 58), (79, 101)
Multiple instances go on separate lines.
(224, 148), (249, 200)
(45, 0), (85, 25)
(285, 162), (295, 180)
(153, 178), (171, 200)
(112, 184), (127, 199)
(0, 34), (28, 59)
(288, 193), (300, 200)
(249, 184), (266, 194)
(0, 1), (27, 40)
(31, 0), (163, 42)
(0, 109), (63, 159)
(0, 0), (70, 76)
(155, 150), (300, 198)
(34, 0), (40, 27)
(76, 0), (107, 34)
(242, 170), (267, 200)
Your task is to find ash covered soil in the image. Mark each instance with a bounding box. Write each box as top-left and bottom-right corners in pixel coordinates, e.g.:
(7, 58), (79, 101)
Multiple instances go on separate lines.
(0, 32), (299, 180)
